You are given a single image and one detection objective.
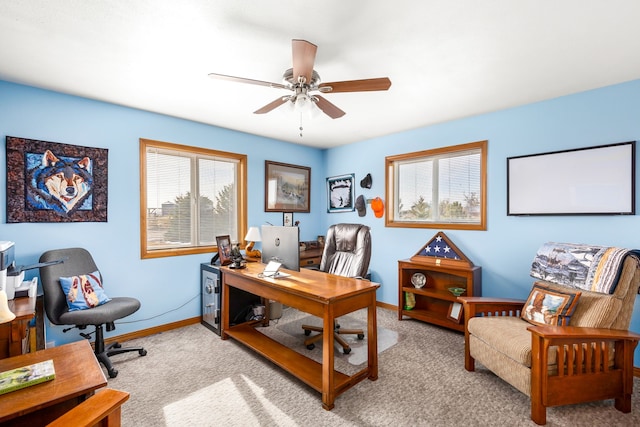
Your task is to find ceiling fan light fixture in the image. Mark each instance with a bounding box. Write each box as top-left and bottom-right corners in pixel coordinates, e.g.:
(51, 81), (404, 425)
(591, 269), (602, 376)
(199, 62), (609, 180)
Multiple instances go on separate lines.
(292, 93), (322, 119)
(210, 39), (390, 122)
(295, 93), (310, 109)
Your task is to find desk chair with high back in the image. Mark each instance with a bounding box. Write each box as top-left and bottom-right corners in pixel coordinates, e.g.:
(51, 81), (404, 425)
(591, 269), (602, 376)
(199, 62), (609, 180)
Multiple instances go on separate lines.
(302, 223), (372, 354)
(39, 248), (147, 378)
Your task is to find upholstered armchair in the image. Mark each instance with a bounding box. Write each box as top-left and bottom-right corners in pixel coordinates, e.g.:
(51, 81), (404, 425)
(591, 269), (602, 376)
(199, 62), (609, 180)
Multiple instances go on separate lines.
(460, 243), (640, 425)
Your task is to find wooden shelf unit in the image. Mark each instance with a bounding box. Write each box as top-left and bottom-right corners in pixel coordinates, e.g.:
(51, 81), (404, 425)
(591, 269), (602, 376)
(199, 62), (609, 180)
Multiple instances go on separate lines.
(398, 260), (481, 332)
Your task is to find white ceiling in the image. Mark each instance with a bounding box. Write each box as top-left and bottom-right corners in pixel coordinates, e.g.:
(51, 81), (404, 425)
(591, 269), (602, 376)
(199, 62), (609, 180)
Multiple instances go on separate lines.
(1, 1), (640, 149)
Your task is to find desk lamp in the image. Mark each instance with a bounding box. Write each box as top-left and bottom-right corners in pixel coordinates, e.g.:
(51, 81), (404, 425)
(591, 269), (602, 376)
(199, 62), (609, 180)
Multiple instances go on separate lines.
(0, 290), (16, 323)
(244, 226), (262, 258)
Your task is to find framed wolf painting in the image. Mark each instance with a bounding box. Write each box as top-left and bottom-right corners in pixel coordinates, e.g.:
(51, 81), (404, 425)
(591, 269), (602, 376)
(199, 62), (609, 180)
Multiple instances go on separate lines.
(6, 136), (108, 223)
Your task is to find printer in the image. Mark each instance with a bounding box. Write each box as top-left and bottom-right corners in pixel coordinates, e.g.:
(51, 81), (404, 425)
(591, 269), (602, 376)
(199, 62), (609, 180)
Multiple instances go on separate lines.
(0, 241), (55, 300)
(0, 241), (16, 299)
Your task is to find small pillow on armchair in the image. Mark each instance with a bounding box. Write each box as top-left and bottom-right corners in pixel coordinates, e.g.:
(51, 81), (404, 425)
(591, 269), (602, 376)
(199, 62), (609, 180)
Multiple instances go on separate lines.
(59, 271), (110, 311)
(521, 282), (581, 326)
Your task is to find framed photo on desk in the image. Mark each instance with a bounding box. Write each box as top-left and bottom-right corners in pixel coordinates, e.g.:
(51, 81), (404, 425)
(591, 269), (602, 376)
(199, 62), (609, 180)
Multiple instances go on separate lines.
(215, 235), (232, 266)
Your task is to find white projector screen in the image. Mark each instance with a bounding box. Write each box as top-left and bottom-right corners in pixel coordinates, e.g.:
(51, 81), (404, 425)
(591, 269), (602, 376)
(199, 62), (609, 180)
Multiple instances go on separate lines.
(507, 141), (635, 215)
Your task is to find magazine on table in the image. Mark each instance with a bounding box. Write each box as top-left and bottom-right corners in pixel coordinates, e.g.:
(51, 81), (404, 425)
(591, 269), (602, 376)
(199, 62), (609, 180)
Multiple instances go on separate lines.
(0, 359), (56, 395)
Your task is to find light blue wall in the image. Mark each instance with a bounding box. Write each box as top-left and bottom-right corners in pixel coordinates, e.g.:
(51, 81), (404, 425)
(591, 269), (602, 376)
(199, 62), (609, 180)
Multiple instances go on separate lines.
(2, 78), (639, 364)
(326, 79), (640, 363)
(0, 80), (325, 346)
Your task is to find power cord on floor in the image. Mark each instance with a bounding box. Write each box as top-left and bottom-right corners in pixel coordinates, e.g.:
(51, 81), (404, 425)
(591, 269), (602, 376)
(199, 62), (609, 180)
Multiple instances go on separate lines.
(269, 305), (294, 326)
(115, 293), (201, 325)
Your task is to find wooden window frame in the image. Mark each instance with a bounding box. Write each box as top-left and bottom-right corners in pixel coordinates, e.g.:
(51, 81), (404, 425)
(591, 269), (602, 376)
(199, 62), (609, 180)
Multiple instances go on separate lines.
(139, 138), (247, 259)
(385, 140), (487, 230)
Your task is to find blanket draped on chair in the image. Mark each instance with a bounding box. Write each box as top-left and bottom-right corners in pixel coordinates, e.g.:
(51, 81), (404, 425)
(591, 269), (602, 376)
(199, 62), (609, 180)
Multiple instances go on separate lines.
(530, 242), (640, 294)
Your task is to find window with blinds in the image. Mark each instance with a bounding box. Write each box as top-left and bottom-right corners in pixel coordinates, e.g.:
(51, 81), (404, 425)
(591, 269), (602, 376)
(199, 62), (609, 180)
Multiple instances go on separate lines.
(385, 140), (487, 230)
(139, 138), (247, 258)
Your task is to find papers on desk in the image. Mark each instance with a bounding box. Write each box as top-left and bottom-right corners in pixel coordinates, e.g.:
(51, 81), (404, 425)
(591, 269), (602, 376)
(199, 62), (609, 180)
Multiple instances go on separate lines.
(271, 272), (291, 278)
(262, 261), (291, 278)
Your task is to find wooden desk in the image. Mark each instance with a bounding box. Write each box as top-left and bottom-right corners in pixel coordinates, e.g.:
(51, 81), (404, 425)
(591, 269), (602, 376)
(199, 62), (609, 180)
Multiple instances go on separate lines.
(0, 297), (36, 359)
(221, 262), (379, 410)
(0, 340), (107, 426)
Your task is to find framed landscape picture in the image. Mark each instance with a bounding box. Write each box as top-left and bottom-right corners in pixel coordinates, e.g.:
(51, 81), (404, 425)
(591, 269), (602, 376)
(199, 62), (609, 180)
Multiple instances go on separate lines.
(265, 161), (310, 213)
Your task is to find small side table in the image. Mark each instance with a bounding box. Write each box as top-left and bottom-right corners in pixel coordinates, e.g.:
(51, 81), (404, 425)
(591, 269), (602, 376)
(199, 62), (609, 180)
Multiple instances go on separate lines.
(0, 296), (39, 359)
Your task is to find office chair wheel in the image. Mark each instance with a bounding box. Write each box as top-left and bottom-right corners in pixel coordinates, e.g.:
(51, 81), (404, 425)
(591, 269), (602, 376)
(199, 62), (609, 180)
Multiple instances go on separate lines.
(139, 349), (147, 356)
(306, 344), (315, 350)
(108, 368), (118, 378)
(112, 342), (122, 349)
(304, 330), (311, 336)
(343, 347), (351, 354)
(357, 333), (365, 340)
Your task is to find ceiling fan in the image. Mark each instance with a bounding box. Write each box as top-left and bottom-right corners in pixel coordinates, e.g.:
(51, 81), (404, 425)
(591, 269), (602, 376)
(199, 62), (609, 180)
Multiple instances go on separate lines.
(208, 39), (391, 119)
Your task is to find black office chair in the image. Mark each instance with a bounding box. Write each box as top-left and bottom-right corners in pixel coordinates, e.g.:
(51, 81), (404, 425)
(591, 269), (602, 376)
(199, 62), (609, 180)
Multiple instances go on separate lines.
(39, 248), (146, 378)
(302, 223), (372, 354)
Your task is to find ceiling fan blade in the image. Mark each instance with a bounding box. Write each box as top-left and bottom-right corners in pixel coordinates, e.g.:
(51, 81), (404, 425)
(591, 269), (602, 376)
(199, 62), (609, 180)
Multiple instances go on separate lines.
(254, 97), (289, 114)
(208, 73), (286, 90)
(314, 95), (346, 119)
(292, 39), (317, 85)
(318, 77), (391, 93)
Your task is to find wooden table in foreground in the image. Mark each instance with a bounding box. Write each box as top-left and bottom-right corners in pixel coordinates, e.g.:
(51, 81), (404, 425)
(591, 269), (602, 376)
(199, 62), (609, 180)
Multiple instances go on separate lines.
(0, 340), (107, 426)
(221, 262), (380, 410)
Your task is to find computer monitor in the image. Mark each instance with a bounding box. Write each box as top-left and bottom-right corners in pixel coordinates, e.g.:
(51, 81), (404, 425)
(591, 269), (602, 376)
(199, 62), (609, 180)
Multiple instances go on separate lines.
(261, 225), (300, 271)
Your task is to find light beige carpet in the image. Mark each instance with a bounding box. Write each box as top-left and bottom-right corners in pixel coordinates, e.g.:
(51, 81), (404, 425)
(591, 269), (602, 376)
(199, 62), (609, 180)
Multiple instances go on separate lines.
(264, 310), (399, 366)
(108, 307), (640, 426)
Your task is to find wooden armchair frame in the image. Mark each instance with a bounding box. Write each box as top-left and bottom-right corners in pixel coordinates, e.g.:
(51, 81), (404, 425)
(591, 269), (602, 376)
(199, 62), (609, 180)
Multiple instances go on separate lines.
(46, 389), (129, 427)
(460, 296), (640, 425)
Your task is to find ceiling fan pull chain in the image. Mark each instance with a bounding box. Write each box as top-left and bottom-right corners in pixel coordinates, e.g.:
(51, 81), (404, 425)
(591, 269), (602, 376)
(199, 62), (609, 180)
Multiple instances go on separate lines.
(299, 112), (304, 137)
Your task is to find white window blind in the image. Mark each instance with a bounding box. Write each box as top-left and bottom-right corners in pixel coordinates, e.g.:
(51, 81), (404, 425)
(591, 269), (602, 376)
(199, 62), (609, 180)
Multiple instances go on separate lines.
(140, 139), (246, 258)
(386, 140), (486, 230)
